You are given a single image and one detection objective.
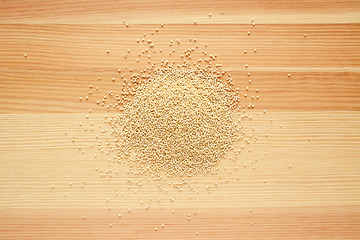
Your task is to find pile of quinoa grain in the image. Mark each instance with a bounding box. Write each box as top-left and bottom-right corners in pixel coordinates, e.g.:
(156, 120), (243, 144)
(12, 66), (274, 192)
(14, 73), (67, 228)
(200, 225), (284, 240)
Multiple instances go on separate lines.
(109, 67), (238, 179)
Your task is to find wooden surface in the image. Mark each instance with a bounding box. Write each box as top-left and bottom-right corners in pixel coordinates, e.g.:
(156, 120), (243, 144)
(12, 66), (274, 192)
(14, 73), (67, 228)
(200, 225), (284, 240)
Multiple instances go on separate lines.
(0, 1), (360, 239)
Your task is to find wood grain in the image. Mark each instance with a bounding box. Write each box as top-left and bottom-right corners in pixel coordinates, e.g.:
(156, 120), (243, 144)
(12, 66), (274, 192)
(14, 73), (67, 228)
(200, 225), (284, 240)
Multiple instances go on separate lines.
(0, 1), (359, 239)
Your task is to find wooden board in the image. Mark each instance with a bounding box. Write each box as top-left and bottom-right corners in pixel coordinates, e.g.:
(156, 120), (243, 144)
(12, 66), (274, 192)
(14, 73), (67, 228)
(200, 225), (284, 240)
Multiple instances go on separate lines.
(0, 1), (359, 239)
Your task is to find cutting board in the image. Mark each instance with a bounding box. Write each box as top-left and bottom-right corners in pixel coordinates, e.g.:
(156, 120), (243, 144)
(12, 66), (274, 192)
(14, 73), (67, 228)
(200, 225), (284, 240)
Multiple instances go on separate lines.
(0, 1), (359, 239)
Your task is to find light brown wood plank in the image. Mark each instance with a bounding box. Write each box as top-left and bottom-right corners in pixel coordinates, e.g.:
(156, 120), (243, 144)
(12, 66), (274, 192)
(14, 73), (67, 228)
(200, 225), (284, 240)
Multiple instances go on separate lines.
(0, 206), (359, 240)
(0, 112), (359, 239)
(0, 0), (359, 24)
(0, 24), (359, 113)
